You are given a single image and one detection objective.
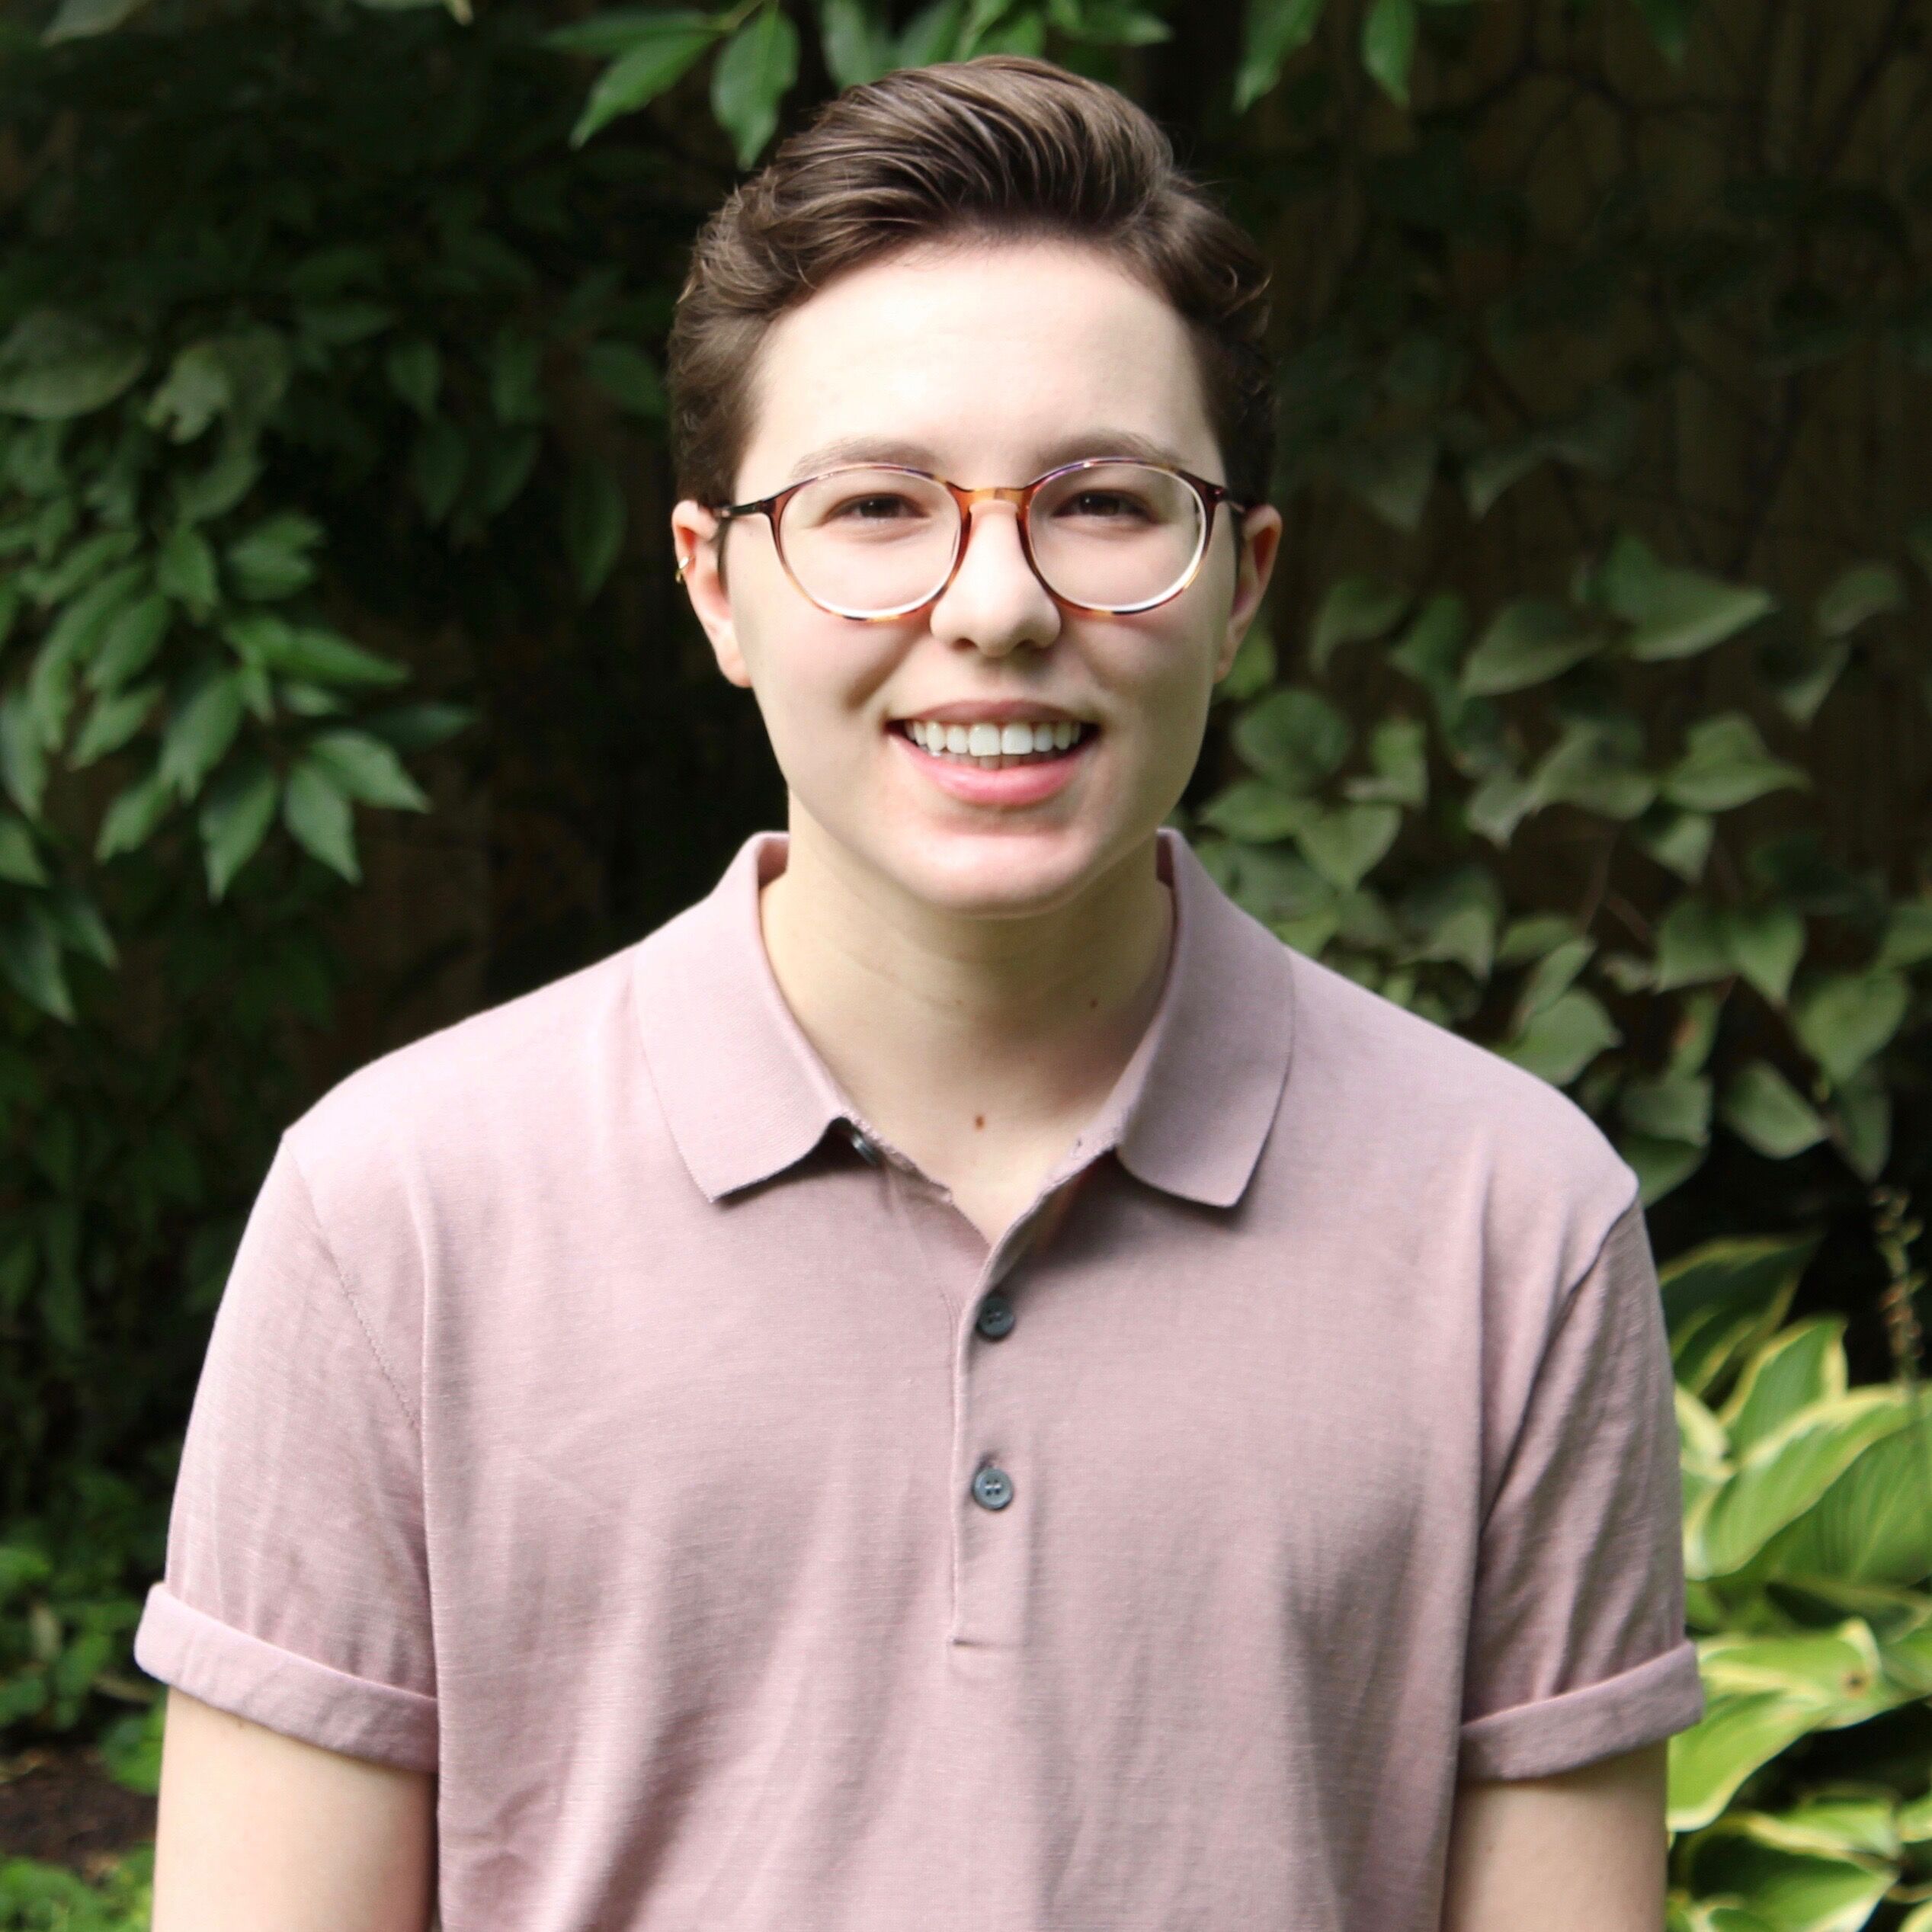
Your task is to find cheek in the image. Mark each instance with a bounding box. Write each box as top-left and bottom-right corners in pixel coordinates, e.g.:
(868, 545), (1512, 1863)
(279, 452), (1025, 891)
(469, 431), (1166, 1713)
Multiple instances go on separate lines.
(736, 617), (899, 751)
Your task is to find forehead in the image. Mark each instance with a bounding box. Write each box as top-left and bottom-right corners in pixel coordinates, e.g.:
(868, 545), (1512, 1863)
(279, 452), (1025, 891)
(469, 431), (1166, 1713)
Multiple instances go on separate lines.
(735, 236), (1219, 492)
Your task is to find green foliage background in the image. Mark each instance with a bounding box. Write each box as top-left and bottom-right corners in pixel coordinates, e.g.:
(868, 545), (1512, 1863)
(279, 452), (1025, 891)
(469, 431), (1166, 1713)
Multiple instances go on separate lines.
(1, 0), (1930, 1922)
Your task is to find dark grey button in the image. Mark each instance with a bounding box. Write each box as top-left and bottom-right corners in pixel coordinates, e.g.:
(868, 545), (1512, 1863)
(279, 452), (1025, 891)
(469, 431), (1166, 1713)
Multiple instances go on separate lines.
(976, 1293), (1016, 1340)
(844, 1123), (882, 1165)
(971, 1464), (1014, 1511)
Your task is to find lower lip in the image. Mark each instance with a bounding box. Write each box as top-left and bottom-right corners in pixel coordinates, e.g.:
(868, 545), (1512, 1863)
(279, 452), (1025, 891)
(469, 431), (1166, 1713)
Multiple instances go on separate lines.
(889, 725), (1097, 806)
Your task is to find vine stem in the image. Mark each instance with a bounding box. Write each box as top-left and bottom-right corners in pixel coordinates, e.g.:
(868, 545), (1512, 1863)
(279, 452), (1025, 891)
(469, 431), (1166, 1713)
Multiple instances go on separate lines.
(1868, 1182), (1932, 1560)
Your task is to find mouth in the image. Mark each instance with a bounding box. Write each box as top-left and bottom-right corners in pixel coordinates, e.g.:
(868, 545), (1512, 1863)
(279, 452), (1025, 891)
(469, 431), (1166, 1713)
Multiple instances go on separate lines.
(888, 716), (1099, 770)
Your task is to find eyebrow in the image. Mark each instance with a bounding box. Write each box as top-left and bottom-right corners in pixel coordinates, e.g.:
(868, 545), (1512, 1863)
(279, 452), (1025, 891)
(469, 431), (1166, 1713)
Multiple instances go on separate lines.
(776, 429), (1210, 489)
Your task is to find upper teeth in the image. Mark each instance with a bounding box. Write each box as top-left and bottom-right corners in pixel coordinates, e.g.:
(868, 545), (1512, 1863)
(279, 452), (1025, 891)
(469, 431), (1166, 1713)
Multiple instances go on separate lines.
(907, 720), (1086, 755)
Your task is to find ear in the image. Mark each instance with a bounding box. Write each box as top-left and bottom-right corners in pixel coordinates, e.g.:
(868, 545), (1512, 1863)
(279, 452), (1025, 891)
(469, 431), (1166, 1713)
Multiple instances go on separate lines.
(669, 499), (752, 690)
(1214, 503), (1283, 684)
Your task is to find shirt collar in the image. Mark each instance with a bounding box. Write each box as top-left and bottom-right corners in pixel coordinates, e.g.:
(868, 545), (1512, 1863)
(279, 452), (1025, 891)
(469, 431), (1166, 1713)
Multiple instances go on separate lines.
(631, 826), (1296, 1210)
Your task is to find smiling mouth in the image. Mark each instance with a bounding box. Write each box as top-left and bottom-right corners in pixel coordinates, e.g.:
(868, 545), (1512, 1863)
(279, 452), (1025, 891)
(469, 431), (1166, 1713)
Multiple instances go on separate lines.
(890, 719), (1097, 769)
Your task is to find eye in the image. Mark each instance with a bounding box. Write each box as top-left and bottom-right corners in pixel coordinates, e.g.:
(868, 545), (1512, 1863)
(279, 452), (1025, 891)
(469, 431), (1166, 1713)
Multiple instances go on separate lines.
(1057, 489), (1155, 521)
(828, 491), (924, 522)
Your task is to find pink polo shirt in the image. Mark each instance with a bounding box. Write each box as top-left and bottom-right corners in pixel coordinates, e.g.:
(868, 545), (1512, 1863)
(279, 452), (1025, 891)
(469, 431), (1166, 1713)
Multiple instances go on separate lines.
(133, 824), (1703, 1931)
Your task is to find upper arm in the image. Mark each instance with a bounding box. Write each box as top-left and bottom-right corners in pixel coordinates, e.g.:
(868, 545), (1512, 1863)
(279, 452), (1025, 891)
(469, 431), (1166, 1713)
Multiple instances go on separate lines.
(1441, 1740), (1670, 1932)
(152, 1688), (437, 1932)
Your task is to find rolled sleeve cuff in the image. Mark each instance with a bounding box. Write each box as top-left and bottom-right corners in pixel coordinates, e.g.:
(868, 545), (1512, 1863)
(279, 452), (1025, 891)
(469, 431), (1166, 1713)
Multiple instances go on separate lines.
(133, 1582), (438, 1773)
(1456, 1638), (1706, 1780)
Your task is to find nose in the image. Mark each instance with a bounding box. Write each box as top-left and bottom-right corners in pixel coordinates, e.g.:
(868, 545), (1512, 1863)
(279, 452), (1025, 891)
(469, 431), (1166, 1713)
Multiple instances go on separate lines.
(924, 495), (1061, 658)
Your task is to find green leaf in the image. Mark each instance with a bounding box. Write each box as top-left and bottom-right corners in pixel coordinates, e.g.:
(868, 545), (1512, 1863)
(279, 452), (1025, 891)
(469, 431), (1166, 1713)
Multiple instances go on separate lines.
(896, 0), (966, 62)
(224, 614), (409, 689)
(1332, 429), (1435, 531)
(1232, 686), (1351, 791)
(1463, 767), (1533, 846)
(1527, 723), (1656, 819)
(1626, 571), (1775, 661)
(71, 680), (161, 767)
(1215, 619), (1275, 701)
(1632, 0), (1694, 65)
(1631, 804), (1713, 883)
(1653, 896), (1732, 992)
(27, 561), (146, 751)
(569, 18), (720, 147)
(1343, 714), (1427, 807)
(354, 701), (479, 753)
(85, 591), (170, 694)
(1724, 902), (1804, 1005)
(0, 815), (45, 886)
(1668, 988), (1722, 1078)
(1620, 1130), (1706, 1206)
(1721, 1060), (1827, 1159)
(174, 425), (263, 525)
(1495, 912), (1576, 966)
(1360, 0), (1417, 104)
(0, 913), (73, 1022)
(1661, 713), (1809, 813)
(411, 418), (466, 524)
(1459, 598), (1605, 696)
(1756, 626), (1848, 727)
(543, 6), (713, 56)
(490, 328), (546, 427)
(1199, 777), (1316, 843)
(1620, 1072), (1712, 1145)
(198, 757), (280, 899)
(1294, 801), (1400, 890)
(1495, 988), (1620, 1086)
(564, 457), (628, 601)
(1386, 591), (1466, 696)
(156, 525), (219, 616)
(477, 426), (541, 517)
(0, 310), (146, 420)
(93, 761), (172, 860)
(1597, 529), (1775, 659)
(304, 729), (431, 811)
(1790, 969), (1909, 1086)
(821, 0), (896, 85)
(1049, 0), (1170, 43)
(1876, 897), (1932, 969)
(1309, 575), (1409, 674)
(159, 671), (245, 800)
(1400, 866), (1502, 979)
(582, 341), (665, 418)
(1235, 0), (1326, 112)
(41, 0), (147, 40)
(282, 759), (360, 882)
(0, 691), (48, 822)
(225, 511), (322, 601)
(1517, 934), (1596, 1020)
(1908, 511), (1932, 586)
(384, 338), (441, 418)
(1814, 561), (1905, 638)
(1834, 1063), (1890, 1183)
(712, 4), (801, 169)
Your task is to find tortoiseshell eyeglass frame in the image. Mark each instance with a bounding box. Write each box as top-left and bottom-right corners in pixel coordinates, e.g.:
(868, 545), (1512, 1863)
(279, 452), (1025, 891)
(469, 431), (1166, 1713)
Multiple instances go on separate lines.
(684, 457), (1252, 621)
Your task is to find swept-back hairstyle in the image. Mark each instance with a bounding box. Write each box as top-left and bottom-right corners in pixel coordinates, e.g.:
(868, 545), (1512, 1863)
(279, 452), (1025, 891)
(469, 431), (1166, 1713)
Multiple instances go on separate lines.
(665, 53), (1275, 569)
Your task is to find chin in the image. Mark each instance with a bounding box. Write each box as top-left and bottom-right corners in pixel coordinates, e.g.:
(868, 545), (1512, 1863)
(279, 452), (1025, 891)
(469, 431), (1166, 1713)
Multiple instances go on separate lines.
(870, 825), (1115, 917)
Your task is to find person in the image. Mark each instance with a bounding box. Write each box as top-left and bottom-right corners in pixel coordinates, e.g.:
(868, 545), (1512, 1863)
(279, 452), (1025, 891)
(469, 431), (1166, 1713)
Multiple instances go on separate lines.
(136, 52), (1704, 1932)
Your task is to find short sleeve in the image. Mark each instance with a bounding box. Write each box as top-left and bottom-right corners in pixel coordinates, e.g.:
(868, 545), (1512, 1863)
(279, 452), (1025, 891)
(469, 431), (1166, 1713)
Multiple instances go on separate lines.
(1457, 1185), (1705, 1780)
(132, 1134), (437, 1771)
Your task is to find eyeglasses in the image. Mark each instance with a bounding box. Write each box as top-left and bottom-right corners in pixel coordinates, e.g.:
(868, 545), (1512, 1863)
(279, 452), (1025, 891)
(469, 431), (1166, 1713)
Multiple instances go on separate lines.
(700, 458), (1252, 621)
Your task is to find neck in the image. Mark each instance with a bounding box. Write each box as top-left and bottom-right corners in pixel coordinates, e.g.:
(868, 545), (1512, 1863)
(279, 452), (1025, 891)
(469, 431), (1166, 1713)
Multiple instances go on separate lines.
(756, 806), (1174, 1161)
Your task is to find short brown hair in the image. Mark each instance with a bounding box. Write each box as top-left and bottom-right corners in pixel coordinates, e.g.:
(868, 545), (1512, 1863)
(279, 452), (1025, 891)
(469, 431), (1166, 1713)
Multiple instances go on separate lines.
(666, 53), (1275, 553)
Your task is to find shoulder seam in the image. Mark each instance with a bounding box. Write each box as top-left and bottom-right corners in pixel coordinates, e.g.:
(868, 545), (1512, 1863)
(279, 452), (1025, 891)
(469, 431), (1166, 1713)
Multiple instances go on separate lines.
(1555, 1163), (1647, 1323)
(280, 1136), (424, 1442)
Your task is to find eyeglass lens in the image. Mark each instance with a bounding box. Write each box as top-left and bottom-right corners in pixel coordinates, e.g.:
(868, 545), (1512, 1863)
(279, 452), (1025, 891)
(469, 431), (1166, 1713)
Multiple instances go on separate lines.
(775, 463), (1207, 616)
